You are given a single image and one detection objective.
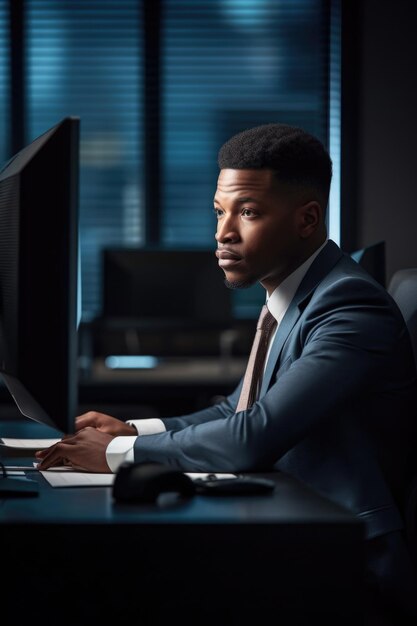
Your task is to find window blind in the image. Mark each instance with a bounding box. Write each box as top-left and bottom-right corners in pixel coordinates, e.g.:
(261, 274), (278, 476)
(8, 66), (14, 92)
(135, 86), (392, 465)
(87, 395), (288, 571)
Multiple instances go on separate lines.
(26, 0), (143, 321)
(162, 0), (330, 317)
(0, 0), (9, 168)
(3, 0), (336, 322)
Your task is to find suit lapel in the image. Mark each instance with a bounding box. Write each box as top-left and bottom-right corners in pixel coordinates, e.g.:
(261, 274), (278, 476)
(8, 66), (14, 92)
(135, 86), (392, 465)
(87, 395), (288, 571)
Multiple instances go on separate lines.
(259, 240), (344, 398)
(260, 298), (301, 397)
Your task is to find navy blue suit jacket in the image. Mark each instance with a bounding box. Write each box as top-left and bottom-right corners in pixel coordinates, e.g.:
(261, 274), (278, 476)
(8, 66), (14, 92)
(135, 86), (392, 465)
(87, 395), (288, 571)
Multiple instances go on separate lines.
(133, 239), (417, 541)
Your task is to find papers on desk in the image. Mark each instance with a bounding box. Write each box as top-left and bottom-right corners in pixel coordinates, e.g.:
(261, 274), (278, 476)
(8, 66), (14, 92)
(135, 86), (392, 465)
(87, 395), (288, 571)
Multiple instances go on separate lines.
(5, 470), (26, 476)
(38, 468), (237, 488)
(0, 437), (60, 450)
(40, 469), (115, 487)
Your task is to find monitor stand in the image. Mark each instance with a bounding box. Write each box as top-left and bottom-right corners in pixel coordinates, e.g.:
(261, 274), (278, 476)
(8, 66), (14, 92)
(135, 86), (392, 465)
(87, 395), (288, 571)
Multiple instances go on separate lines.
(0, 476), (39, 497)
(0, 459), (39, 497)
(1, 372), (56, 428)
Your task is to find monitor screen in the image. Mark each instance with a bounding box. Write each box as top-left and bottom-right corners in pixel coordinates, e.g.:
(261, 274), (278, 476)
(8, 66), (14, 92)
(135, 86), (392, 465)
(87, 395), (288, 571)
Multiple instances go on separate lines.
(0, 116), (79, 435)
(102, 247), (232, 328)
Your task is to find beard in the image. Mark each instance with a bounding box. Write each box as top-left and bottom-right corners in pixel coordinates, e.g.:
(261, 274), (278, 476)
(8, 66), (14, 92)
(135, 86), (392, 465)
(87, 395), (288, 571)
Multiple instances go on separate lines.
(224, 277), (257, 290)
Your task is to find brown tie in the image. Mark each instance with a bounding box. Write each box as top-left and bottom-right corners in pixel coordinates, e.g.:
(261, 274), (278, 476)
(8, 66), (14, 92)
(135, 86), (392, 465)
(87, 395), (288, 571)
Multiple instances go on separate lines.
(235, 305), (277, 412)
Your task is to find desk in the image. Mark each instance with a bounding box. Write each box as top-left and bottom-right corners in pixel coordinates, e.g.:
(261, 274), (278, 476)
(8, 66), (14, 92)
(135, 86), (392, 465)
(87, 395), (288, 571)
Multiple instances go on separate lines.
(90, 356), (248, 385)
(82, 356), (248, 415)
(1, 420), (365, 626)
(78, 356), (248, 415)
(83, 317), (253, 413)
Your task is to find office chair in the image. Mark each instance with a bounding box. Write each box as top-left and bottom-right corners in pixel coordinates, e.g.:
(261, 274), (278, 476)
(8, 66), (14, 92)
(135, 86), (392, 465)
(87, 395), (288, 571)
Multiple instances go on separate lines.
(388, 268), (417, 569)
(387, 268), (417, 370)
(350, 241), (386, 287)
(404, 474), (417, 569)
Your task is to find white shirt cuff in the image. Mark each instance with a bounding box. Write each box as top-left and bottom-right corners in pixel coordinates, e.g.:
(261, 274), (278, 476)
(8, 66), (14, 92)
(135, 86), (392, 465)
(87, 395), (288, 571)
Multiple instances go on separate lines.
(126, 418), (166, 435)
(106, 419), (166, 473)
(106, 436), (136, 473)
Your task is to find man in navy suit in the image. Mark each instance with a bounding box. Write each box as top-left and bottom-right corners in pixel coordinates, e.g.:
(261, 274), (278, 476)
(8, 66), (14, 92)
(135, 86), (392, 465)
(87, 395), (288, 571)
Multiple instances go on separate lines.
(37, 123), (417, 623)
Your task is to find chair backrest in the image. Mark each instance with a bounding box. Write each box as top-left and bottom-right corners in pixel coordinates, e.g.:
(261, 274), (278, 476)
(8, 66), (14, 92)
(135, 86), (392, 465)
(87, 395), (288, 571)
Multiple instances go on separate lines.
(387, 268), (417, 370)
(350, 241), (386, 287)
(389, 268), (417, 569)
(404, 473), (417, 570)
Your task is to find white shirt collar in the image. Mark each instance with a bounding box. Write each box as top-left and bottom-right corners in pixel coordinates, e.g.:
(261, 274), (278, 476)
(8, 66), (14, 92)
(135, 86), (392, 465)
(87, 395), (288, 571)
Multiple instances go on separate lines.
(267, 239), (328, 325)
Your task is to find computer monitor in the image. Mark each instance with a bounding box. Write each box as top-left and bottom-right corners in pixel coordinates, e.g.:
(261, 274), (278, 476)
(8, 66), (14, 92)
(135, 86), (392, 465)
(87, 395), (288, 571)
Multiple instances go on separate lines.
(0, 116), (80, 435)
(102, 247), (232, 327)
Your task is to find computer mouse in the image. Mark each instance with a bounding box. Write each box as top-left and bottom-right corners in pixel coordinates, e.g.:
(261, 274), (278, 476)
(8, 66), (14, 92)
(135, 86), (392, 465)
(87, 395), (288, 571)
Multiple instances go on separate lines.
(112, 461), (196, 503)
(193, 475), (276, 495)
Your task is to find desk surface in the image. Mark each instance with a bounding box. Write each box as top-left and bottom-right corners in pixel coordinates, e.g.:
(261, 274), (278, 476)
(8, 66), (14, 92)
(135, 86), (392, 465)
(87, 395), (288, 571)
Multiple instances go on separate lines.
(1, 419), (365, 626)
(1, 465), (359, 528)
(1, 418), (359, 526)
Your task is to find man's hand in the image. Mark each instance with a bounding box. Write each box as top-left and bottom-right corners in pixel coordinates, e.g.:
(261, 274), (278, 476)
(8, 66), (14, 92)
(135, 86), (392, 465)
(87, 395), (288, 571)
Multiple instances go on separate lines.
(75, 411), (137, 436)
(35, 427), (114, 472)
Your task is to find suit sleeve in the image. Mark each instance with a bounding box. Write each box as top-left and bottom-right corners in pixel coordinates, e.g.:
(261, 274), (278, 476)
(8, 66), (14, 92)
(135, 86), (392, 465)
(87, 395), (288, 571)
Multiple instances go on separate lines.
(133, 278), (407, 472)
(159, 382), (242, 431)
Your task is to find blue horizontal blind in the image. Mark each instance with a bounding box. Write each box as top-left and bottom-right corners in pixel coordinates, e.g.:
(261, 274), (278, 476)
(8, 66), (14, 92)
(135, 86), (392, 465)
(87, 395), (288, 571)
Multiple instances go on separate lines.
(162, 0), (329, 317)
(328, 0), (341, 245)
(19, 0), (333, 322)
(26, 0), (143, 321)
(0, 0), (8, 168)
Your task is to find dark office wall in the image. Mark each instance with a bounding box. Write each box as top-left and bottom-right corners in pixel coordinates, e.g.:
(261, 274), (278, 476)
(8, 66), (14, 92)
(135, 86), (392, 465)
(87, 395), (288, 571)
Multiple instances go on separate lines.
(355, 0), (417, 284)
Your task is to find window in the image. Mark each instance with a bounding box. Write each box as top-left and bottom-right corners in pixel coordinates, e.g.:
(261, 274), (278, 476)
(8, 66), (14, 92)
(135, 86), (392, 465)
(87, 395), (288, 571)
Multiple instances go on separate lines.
(0, 0), (8, 167)
(162, 0), (333, 316)
(26, 0), (143, 320)
(1, 0), (339, 321)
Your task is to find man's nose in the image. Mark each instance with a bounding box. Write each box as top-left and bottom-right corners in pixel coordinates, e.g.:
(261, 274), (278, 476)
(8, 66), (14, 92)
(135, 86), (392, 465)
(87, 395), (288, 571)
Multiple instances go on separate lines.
(215, 216), (240, 244)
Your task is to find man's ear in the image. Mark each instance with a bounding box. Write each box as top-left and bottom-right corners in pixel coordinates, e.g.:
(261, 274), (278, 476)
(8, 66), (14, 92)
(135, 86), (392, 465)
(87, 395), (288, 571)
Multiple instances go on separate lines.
(296, 200), (322, 238)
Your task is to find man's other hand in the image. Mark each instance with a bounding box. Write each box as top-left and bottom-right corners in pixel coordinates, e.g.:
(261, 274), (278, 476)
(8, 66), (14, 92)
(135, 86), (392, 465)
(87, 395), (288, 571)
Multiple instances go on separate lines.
(75, 411), (137, 436)
(35, 427), (114, 472)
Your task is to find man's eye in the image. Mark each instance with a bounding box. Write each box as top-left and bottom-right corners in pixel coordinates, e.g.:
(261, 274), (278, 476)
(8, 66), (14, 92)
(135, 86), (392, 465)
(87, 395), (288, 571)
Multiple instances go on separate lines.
(242, 208), (256, 217)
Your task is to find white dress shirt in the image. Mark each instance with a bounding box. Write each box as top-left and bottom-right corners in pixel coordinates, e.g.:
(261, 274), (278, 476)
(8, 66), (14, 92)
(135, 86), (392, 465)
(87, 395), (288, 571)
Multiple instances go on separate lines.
(105, 239), (328, 472)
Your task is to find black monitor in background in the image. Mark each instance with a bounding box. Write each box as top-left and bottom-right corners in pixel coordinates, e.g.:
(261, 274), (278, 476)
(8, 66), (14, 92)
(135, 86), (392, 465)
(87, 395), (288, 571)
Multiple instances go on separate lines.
(350, 241), (386, 288)
(102, 248), (232, 328)
(0, 117), (80, 435)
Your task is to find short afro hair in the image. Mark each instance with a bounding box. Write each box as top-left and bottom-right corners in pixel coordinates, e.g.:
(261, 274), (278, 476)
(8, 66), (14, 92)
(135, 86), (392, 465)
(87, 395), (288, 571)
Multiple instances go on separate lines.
(218, 123), (332, 205)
